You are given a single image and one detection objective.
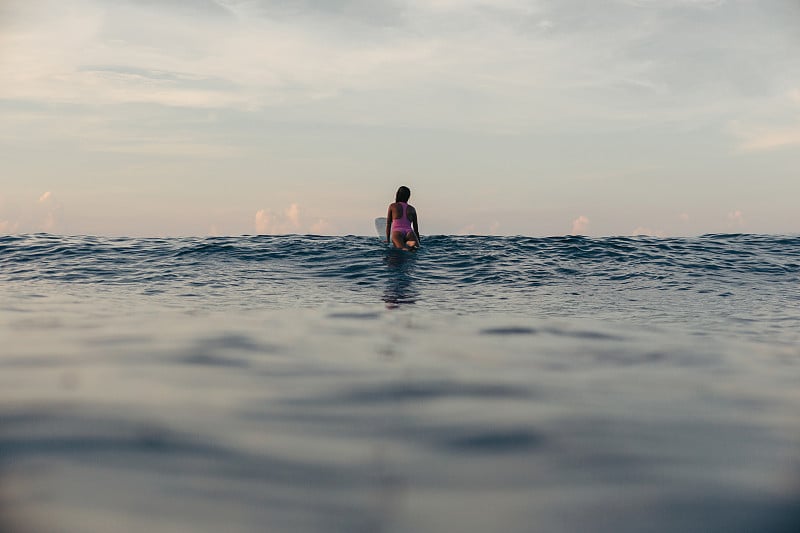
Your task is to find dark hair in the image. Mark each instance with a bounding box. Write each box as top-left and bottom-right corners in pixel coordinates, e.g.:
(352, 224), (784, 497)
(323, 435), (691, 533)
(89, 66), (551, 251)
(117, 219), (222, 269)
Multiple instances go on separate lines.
(395, 186), (411, 202)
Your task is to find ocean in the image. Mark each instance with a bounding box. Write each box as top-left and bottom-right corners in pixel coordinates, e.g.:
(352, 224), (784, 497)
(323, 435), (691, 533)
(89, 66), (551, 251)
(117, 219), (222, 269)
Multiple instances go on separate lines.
(1, 233), (799, 532)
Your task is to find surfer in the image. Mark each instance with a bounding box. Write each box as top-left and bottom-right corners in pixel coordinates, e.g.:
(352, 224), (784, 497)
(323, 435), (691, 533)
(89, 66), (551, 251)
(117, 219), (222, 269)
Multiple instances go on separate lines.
(386, 186), (420, 250)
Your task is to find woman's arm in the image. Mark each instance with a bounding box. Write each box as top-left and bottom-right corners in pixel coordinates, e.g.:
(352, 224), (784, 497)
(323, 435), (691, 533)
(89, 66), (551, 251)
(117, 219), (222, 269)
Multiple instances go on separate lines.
(411, 209), (420, 243)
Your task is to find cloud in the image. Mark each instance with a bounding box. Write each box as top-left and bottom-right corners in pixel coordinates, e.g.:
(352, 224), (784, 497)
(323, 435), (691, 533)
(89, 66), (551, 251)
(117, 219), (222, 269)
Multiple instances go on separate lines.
(85, 137), (244, 157)
(457, 221), (502, 235)
(41, 211), (58, 232)
(728, 210), (745, 228)
(0, 192), (64, 234)
(5, 0), (794, 133)
(255, 203), (317, 234)
(35, 191), (62, 233)
(623, 0), (725, 7)
(729, 91), (800, 152)
(631, 226), (664, 237)
(571, 215), (589, 235)
(0, 0), (436, 112)
(2, 0), (799, 238)
(730, 122), (800, 152)
(0, 0), (797, 169)
(743, 128), (800, 152)
(309, 219), (335, 235)
(538, 19), (555, 30)
(0, 193), (19, 234)
(285, 203), (300, 229)
(254, 209), (275, 234)
(0, 220), (20, 235)
(457, 224), (476, 235)
(678, 212), (690, 222)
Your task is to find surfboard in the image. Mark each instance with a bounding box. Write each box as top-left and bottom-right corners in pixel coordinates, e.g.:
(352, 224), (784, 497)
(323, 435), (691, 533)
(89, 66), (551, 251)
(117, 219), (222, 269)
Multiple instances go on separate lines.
(374, 217), (388, 244)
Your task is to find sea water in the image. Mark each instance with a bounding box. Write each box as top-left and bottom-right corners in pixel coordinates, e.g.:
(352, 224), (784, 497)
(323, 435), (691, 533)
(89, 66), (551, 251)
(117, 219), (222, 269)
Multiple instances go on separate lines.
(1, 233), (799, 532)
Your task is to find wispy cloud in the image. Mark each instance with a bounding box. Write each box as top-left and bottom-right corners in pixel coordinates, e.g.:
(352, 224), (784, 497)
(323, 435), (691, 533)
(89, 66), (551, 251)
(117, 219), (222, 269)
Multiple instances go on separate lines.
(86, 137), (244, 157)
(729, 90), (800, 152)
(732, 125), (800, 152)
(0, 0), (435, 112)
(623, 0), (725, 7)
(5, 0), (788, 130)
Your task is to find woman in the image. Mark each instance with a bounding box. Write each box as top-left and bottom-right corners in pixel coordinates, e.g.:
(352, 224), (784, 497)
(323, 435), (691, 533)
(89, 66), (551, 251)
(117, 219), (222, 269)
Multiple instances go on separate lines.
(386, 186), (420, 250)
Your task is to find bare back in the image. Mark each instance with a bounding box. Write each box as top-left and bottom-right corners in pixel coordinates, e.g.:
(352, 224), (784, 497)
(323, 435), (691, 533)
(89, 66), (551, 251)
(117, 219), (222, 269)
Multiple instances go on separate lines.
(389, 202), (417, 225)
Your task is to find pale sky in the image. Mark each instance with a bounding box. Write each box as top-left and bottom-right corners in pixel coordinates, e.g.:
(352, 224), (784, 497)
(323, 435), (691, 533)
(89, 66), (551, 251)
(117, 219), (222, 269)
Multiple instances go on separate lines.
(1, 0), (799, 237)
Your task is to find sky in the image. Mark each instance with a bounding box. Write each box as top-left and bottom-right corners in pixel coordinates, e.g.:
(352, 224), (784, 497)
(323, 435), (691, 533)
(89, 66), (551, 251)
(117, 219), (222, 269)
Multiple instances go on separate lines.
(1, 0), (799, 237)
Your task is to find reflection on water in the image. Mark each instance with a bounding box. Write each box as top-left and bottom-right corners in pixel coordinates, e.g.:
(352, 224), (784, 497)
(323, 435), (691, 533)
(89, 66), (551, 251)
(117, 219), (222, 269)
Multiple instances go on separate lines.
(382, 249), (418, 308)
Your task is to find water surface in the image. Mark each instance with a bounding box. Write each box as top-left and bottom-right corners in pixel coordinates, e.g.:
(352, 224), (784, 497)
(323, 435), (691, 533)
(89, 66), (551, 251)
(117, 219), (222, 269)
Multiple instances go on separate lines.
(1, 234), (799, 532)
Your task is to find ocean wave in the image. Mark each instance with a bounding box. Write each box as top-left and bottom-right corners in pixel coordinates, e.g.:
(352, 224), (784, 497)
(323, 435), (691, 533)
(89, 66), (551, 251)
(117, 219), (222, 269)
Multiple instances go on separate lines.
(2, 233), (798, 285)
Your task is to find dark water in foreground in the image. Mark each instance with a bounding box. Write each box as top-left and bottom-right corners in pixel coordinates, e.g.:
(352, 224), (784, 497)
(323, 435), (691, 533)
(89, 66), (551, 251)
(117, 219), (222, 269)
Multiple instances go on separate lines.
(1, 233), (799, 532)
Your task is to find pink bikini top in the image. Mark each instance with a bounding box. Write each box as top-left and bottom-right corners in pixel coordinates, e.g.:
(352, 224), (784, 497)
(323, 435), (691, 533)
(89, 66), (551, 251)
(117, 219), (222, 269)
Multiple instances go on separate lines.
(391, 202), (413, 232)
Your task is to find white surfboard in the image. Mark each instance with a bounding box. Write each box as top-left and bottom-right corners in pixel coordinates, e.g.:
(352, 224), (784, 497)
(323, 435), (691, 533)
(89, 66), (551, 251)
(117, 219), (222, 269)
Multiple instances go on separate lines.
(374, 217), (388, 244)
